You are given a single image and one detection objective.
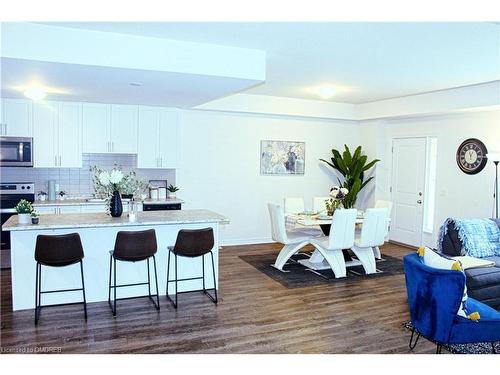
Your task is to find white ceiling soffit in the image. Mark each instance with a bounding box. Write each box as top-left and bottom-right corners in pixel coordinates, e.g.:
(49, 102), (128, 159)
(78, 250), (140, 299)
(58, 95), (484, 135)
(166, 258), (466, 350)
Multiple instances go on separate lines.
(38, 22), (500, 104)
(0, 23), (266, 107)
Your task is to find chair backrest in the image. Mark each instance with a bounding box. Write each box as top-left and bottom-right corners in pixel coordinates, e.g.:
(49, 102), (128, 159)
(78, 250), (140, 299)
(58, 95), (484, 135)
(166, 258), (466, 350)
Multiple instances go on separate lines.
(375, 200), (393, 216)
(113, 229), (157, 261)
(358, 208), (389, 247)
(35, 233), (84, 266)
(327, 209), (357, 250)
(173, 227), (214, 257)
(284, 197), (304, 215)
(403, 253), (465, 343)
(313, 197), (330, 213)
(268, 203), (288, 244)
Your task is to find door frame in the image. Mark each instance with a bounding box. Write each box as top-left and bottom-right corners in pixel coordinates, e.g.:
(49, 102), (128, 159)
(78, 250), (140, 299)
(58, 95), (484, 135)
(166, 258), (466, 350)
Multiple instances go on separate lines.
(389, 136), (438, 246)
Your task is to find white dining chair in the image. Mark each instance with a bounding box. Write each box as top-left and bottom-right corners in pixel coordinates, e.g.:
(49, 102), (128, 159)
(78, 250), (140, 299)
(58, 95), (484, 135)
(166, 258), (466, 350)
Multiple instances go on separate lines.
(374, 200), (393, 258)
(284, 197), (305, 215)
(350, 208), (389, 274)
(269, 203), (313, 271)
(313, 197), (330, 213)
(309, 209), (357, 278)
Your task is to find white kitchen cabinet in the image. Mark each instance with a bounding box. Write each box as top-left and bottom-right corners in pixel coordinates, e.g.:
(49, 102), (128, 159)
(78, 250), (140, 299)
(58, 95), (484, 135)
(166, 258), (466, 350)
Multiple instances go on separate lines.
(82, 103), (110, 153)
(0, 98), (33, 137)
(33, 101), (82, 168)
(82, 103), (138, 154)
(137, 106), (178, 169)
(110, 105), (138, 153)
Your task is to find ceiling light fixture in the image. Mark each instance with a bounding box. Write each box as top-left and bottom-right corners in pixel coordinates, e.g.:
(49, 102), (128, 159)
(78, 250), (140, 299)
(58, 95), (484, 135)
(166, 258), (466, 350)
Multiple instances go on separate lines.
(129, 82), (143, 87)
(317, 86), (336, 99)
(24, 87), (47, 101)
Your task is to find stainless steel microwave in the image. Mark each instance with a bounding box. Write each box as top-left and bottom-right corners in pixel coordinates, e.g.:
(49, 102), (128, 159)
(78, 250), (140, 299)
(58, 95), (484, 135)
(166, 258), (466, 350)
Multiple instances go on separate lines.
(0, 137), (33, 167)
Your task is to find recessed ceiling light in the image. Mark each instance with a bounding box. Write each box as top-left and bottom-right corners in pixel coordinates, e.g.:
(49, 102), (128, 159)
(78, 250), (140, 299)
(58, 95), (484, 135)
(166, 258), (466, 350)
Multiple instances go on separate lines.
(317, 86), (336, 99)
(24, 87), (47, 101)
(129, 82), (143, 87)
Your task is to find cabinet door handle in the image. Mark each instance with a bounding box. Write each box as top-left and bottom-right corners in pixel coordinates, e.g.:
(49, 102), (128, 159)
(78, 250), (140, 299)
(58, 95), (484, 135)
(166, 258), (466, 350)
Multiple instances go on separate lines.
(160, 157), (162, 167)
(112, 142), (114, 152)
(54, 155), (57, 166)
(4, 123), (7, 135)
(59, 155), (62, 166)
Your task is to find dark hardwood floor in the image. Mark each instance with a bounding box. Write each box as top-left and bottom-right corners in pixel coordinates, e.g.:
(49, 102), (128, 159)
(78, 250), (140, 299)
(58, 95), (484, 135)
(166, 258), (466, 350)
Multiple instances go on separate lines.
(0, 242), (437, 354)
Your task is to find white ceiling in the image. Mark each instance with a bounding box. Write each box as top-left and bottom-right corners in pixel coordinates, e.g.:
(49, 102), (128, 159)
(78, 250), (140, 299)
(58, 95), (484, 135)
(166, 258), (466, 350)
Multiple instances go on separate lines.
(39, 22), (500, 104)
(1, 57), (260, 108)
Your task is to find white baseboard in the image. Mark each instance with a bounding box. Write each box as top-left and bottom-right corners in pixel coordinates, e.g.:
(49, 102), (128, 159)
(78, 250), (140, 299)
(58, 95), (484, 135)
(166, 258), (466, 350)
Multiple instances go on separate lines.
(220, 237), (274, 246)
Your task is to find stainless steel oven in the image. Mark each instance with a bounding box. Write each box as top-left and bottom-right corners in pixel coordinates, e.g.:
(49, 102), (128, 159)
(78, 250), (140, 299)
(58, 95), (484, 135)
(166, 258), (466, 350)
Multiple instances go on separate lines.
(0, 137), (33, 167)
(1, 183), (35, 269)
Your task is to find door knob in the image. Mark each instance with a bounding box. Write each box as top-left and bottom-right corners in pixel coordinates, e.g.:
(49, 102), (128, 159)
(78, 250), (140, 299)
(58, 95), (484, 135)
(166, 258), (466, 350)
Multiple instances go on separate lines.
(417, 200), (423, 204)
(418, 192), (423, 196)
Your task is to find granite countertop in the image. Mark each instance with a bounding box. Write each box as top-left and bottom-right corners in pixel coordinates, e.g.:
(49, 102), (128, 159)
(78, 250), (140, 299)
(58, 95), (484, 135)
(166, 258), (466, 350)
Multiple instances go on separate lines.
(3, 209), (229, 231)
(33, 197), (185, 206)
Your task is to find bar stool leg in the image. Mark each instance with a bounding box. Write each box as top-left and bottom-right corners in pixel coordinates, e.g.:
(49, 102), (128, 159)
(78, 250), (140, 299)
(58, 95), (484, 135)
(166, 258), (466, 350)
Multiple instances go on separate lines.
(80, 260), (87, 321)
(152, 255), (160, 311)
(210, 251), (218, 304)
(166, 249), (171, 296)
(108, 253), (112, 304)
(175, 253), (178, 308)
(35, 262), (40, 325)
(202, 254), (206, 294)
(113, 257), (117, 316)
(147, 258), (151, 298)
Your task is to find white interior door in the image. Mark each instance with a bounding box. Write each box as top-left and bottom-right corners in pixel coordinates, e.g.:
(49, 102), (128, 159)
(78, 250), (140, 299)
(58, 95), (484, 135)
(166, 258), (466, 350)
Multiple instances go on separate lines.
(390, 138), (426, 246)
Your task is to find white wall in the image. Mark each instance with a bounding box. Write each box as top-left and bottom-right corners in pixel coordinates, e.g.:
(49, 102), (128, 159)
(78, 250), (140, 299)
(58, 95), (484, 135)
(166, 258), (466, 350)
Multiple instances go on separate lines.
(362, 109), (500, 247)
(177, 110), (361, 245)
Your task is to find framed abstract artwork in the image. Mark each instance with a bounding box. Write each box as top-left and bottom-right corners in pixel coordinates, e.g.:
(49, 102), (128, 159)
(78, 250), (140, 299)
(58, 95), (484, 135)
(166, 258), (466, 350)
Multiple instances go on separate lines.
(260, 140), (305, 175)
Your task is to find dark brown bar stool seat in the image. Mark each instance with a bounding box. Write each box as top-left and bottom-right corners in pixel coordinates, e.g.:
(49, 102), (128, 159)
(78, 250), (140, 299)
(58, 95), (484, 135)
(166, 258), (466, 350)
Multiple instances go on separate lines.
(166, 227), (218, 308)
(108, 229), (160, 316)
(34, 233), (87, 325)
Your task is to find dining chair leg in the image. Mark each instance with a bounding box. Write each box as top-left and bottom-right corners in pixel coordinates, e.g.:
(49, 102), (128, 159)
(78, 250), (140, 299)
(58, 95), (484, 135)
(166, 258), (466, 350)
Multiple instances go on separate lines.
(436, 344), (442, 354)
(80, 260), (87, 321)
(408, 327), (420, 350)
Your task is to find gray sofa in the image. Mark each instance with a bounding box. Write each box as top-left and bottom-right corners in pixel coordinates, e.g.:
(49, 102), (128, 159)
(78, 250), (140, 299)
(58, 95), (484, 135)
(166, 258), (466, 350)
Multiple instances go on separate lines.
(440, 219), (500, 311)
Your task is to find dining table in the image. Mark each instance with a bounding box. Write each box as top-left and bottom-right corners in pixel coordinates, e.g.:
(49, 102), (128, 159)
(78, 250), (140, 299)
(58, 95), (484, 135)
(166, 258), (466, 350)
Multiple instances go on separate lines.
(289, 211), (390, 272)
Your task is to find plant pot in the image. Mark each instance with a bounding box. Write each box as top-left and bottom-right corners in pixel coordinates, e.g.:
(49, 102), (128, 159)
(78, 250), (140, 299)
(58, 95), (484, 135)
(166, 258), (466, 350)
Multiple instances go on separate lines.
(168, 193), (176, 199)
(18, 213), (31, 225)
(39, 195), (46, 201)
(110, 191), (123, 218)
(31, 217), (39, 225)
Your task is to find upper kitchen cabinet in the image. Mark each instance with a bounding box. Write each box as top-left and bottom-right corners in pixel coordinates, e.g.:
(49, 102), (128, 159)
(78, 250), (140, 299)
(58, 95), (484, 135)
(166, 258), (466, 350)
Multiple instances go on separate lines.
(82, 103), (138, 154)
(137, 106), (178, 169)
(0, 98), (33, 137)
(33, 101), (82, 168)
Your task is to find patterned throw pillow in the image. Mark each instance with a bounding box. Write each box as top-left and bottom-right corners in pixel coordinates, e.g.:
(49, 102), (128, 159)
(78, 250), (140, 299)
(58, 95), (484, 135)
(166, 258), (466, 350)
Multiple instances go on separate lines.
(417, 247), (480, 321)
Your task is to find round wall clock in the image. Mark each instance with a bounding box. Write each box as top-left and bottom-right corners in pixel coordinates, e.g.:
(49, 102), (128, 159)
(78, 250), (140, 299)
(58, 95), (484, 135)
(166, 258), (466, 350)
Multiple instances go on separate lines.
(456, 138), (488, 175)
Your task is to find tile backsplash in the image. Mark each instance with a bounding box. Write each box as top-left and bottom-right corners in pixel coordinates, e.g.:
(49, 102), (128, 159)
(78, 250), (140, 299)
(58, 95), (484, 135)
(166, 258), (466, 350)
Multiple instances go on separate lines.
(0, 154), (175, 198)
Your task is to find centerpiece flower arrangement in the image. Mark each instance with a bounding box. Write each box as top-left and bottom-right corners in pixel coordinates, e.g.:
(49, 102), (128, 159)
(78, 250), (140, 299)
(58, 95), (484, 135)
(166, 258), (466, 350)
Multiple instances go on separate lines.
(325, 186), (349, 216)
(91, 166), (148, 217)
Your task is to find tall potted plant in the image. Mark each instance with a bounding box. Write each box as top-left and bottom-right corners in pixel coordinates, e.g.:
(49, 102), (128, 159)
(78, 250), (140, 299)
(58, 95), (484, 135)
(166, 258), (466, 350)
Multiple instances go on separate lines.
(320, 145), (379, 209)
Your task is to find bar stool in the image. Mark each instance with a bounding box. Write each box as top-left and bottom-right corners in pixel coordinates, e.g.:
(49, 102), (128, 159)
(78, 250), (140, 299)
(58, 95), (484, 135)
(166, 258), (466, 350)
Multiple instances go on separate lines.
(166, 227), (218, 308)
(108, 229), (160, 316)
(34, 233), (87, 325)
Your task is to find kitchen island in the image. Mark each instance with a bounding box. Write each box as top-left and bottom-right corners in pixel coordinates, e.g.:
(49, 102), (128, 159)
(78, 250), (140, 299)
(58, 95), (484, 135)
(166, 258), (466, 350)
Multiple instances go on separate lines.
(2, 209), (229, 311)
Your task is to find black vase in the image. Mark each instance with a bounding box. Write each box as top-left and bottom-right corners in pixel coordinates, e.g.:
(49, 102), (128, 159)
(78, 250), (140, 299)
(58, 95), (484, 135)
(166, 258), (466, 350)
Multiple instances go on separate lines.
(110, 191), (123, 217)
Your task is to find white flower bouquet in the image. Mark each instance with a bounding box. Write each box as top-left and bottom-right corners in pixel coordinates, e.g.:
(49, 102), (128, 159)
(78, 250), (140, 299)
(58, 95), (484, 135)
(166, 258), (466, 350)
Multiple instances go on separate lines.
(325, 186), (349, 216)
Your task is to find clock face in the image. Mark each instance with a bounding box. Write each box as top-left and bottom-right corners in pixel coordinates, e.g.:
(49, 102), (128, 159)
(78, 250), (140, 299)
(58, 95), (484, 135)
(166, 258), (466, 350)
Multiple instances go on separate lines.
(456, 138), (488, 175)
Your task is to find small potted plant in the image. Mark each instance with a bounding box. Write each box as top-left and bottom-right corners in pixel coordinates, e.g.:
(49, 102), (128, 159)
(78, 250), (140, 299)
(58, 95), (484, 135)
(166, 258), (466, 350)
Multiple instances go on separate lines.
(38, 191), (48, 201)
(31, 211), (40, 225)
(15, 199), (34, 225)
(58, 190), (67, 201)
(167, 184), (179, 199)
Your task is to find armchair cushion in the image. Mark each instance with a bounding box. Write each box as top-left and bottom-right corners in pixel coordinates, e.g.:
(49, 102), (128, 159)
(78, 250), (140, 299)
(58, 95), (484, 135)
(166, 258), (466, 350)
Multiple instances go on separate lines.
(449, 298), (500, 344)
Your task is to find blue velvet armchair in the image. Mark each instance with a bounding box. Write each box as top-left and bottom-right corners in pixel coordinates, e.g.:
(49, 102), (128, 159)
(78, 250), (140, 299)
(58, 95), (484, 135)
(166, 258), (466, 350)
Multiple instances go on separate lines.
(403, 253), (500, 353)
